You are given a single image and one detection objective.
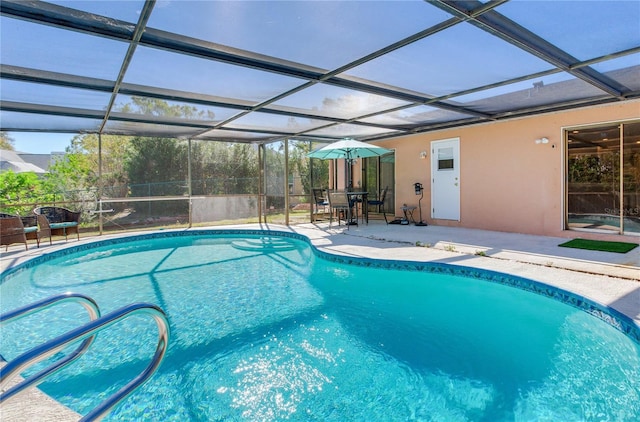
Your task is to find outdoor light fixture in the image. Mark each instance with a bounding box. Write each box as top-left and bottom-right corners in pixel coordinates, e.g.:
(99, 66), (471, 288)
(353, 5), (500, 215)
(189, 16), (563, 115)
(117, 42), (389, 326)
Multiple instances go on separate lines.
(419, 151), (427, 159)
(535, 137), (549, 144)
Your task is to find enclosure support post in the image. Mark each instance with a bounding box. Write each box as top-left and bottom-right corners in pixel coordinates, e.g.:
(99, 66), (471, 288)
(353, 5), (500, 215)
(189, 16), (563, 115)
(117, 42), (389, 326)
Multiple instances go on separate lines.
(619, 124), (624, 234)
(98, 133), (104, 235)
(309, 141), (314, 223)
(284, 139), (290, 225)
(187, 139), (193, 228)
(258, 144), (265, 223)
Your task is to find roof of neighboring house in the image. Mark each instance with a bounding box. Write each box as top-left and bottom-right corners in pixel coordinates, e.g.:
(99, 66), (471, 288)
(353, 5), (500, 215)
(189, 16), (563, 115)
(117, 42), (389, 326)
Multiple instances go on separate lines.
(0, 149), (48, 174)
(15, 152), (63, 172)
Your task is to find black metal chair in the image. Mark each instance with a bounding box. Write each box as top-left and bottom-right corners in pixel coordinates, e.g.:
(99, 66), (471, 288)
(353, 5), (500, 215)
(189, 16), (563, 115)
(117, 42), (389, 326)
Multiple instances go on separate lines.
(367, 186), (388, 224)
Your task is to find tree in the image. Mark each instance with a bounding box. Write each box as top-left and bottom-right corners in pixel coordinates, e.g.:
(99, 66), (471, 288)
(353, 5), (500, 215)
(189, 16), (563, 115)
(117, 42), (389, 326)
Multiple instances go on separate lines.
(190, 141), (257, 195)
(66, 133), (131, 197)
(125, 136), (188, 214)
(227, 143), (259, 194)
(44, 152), (94, 193)
(0, 132), (15, 150)
(264, 142), (286, 197)
(119, 96), (215, 120)
(288, 140), (329, 196)
(568, 152), (619, 190)
(0, 170), (53, 214)
(43, 152), (99, 214)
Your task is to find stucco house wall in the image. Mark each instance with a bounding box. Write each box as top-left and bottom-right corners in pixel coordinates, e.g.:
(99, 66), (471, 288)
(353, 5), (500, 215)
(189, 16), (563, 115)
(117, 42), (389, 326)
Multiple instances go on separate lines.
(370, 100), (640, 237)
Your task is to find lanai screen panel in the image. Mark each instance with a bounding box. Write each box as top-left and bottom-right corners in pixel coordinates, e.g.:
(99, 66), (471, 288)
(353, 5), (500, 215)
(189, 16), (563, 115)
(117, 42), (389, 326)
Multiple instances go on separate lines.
(144, 0), (451, 71)
(592, 54), (640, 92)
(0, 0), (638, 141)
(498, 1), (640, 61)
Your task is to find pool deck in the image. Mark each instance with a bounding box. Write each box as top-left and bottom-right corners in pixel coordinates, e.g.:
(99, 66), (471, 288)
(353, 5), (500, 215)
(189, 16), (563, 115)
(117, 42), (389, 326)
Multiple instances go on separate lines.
(1, 221), (639, 420)
(294, 221), (639, 323)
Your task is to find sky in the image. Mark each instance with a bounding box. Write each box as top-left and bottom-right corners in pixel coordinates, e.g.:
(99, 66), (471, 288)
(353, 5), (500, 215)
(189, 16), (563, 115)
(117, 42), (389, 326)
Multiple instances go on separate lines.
(10, 132), (75, 154)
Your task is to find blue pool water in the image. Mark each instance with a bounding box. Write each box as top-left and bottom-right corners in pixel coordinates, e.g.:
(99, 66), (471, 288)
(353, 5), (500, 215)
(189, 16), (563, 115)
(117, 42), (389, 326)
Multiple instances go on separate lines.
(568, 213), (640, 233)
(1, 231), (639, 421)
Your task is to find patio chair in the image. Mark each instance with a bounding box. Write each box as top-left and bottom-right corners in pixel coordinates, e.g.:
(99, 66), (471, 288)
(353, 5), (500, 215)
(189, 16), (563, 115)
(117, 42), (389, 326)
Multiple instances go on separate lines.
(312, 188), (329, 222)
(328, 190), (353, 229)
(34, 206), (81, 241)
(21, 214), (52, 247)
(0, 214), (29, 251)
(367, 186), (389, 224)
(31, 214), (53, 246)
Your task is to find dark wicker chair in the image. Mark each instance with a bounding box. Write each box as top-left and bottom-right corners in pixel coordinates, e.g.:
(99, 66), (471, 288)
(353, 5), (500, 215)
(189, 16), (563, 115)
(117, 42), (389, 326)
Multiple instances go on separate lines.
(0, 213), (29, 250)
(34, 206), (81, 241)
(28, 214), (52, 246)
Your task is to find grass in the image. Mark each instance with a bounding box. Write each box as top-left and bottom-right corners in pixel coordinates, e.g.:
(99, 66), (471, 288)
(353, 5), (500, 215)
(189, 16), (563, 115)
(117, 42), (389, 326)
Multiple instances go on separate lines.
(558, 238), (639, 254)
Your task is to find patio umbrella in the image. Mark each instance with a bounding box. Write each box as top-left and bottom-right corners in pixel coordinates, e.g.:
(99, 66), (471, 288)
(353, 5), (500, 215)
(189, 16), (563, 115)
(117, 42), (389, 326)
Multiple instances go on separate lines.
(307, 138), (392, 188)
(307, 138), (392, 161)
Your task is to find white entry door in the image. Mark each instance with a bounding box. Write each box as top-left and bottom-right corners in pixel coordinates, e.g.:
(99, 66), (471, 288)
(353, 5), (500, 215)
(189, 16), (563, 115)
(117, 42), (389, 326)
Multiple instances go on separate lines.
(431, 138), (460, 220)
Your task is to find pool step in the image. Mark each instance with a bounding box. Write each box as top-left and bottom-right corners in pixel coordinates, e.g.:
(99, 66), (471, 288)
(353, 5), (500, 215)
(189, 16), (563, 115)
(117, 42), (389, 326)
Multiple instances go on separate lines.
(231, 237), (296, 252)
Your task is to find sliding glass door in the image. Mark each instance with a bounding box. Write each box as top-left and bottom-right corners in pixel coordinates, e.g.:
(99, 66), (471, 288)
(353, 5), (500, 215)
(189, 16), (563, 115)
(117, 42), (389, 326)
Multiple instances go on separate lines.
(623, 123), (640, 233)
(362, 152), (395, 216)
(567, 121), (640, 234)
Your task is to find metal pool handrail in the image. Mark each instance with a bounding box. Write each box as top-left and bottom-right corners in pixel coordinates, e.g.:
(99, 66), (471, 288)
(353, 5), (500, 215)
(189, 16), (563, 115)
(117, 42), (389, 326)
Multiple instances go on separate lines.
(0, 300), (170, 422)
(0, 292), (101, 396)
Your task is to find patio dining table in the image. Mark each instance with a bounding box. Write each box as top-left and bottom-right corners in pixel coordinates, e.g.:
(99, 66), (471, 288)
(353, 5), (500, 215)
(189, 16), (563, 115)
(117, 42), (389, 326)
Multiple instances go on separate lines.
(346, 191), (368, 224)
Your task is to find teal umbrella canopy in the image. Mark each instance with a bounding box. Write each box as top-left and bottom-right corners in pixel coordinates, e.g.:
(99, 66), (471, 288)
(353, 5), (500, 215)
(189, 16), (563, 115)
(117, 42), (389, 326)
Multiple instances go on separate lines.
(307, 138), (393, 189)
(307, 138), (392, 162)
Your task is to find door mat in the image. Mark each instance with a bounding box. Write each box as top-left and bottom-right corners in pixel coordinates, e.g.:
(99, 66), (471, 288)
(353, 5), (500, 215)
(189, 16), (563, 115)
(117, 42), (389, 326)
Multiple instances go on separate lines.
(558, 238), (639, 254)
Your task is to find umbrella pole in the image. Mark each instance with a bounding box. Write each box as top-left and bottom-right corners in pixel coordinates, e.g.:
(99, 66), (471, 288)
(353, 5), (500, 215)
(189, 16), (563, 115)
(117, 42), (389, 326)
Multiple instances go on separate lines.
(345, 159), (350, 190)
(345, 150), (359, 225)
(346, 150), (352, 190)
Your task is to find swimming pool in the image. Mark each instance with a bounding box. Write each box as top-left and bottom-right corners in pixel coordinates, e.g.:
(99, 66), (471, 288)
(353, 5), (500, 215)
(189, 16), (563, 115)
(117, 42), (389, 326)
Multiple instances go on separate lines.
(568, 213), (640, 234)
(1, 230), (639, 421)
